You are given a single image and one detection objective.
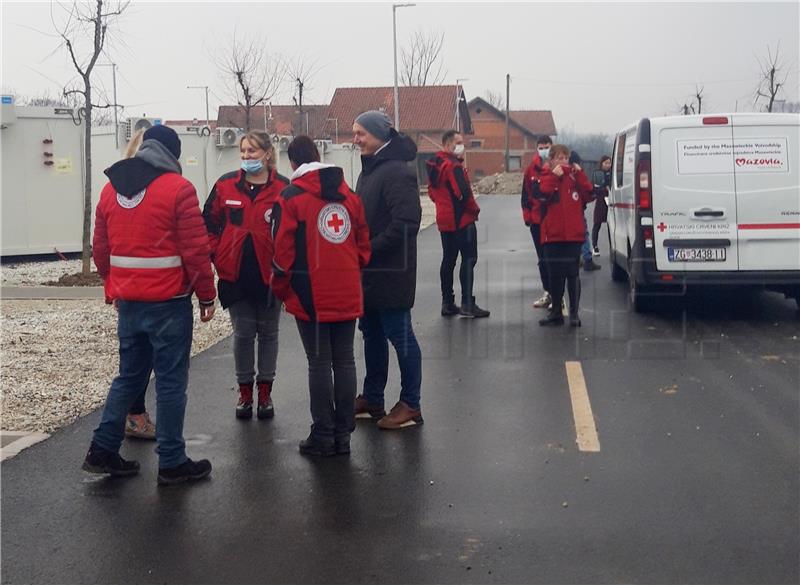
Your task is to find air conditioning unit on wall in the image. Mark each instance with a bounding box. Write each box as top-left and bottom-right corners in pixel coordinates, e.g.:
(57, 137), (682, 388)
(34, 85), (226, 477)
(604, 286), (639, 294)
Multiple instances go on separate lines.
(216, 127), (244, 148)
(125, 117), (162, 140)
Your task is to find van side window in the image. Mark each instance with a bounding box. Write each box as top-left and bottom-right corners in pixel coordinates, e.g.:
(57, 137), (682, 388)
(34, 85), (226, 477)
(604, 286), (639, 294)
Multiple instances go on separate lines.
(615, 134), (626, 187)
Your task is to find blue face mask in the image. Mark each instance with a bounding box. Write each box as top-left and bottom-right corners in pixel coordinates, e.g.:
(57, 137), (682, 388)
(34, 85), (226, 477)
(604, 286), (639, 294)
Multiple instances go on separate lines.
(241, 158), (264, 174)
(538, 148), (550, 160)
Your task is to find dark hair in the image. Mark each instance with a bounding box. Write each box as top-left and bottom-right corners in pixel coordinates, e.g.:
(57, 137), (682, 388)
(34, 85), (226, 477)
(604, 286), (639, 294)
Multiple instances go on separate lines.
(536, 135), (553, 146)
(287, 135), (320, 166)
(600, 155), (611, 164)
(441, 129), (460, 145)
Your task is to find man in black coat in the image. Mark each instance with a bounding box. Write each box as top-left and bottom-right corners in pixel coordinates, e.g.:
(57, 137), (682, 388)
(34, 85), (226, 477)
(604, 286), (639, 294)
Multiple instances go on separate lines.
(352, 110), (423, 430)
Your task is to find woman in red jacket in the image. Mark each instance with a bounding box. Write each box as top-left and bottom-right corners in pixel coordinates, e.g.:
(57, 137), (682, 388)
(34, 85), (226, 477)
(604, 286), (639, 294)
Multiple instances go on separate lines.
(271, 136), (370, 457)
(203, 130), (289, 420)
(537, 144), (594, 327)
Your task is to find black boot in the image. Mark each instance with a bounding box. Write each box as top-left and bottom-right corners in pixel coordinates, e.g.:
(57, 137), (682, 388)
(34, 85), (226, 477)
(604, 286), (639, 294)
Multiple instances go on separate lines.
(539, 307), (565, 326)
(460, 297), (490, 318)
(569, 310), (581, 327)
(441, 295), (460, 316)
(583, 259), (602, 272)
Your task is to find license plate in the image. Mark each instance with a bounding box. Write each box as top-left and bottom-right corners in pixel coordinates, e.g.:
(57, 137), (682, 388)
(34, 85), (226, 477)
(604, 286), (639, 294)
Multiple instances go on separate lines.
(668, 247), (726, 262)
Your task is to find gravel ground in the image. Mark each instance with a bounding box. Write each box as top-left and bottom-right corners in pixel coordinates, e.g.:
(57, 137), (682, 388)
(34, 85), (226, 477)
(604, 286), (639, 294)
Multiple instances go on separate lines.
(0, 197), (437, 433)
(1, 299), (232, 432)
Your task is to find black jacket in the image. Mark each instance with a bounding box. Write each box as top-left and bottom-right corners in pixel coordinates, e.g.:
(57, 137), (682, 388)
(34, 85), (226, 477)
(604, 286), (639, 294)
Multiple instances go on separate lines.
(355, 131), (421, 311)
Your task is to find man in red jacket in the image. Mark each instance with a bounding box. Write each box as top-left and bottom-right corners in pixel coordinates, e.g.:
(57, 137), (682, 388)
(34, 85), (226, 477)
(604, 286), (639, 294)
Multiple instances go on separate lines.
(83, 125), (217, 486)
(426, 130), (489, 318)
(521, 135), (553, 309)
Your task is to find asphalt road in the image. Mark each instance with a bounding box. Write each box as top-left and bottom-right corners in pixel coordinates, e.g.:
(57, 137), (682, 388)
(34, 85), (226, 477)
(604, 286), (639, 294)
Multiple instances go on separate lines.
(2, 195), (798, 585)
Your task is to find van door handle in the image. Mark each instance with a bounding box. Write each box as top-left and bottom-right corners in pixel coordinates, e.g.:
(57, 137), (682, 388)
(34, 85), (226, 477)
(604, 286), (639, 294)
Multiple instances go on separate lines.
(693, 209), (725, 218)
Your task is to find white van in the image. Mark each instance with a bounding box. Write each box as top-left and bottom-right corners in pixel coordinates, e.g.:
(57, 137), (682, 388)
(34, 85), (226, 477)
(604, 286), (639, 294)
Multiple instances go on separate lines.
(605, 113), (800, 312)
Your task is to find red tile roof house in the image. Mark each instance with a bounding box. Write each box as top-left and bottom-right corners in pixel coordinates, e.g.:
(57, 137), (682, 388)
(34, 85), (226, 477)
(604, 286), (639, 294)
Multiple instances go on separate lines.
(326, 85), (473, 182)
(466, 97), (557, 179)
(216, 104), (330, 139)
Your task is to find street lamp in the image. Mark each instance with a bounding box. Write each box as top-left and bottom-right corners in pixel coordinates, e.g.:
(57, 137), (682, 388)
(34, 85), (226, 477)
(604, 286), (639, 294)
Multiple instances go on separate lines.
(392, 3), (415, 130)
(187, 85), (210, 129)
(327, 118), (339, 143)
(455, 78), (468, 133)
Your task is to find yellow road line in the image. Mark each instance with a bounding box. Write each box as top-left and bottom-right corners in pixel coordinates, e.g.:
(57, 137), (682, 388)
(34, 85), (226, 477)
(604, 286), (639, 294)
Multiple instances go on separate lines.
(565, 361), (601, 452)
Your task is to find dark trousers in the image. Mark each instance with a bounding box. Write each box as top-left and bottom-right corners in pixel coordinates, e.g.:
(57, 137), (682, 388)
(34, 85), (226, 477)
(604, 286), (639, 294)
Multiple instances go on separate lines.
(529, 224), (549, 292)
(591, 222), (603, 249)
(295, 319), (357, 447)
(92, 297), (193, 468)
(543, 242), (582, 315)
(440, 223), (478, 303)
(359, 309), (422, 410)
(128, 386), (147, 415)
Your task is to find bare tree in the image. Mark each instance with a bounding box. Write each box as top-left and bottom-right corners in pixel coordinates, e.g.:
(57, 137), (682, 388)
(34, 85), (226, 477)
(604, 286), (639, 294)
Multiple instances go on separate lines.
(54, 0), (129, 275)
(400, 30), (447, 86)
(215, 32), (284, 131)
(693, 85), (705, 114)
(285, 56), (322, 135)
(484, 90), (504, 110)
(754, 42), (790, 112)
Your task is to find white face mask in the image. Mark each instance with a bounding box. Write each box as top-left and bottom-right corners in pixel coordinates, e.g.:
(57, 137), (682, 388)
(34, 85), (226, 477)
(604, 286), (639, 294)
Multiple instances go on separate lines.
(453, 144), (465, 156)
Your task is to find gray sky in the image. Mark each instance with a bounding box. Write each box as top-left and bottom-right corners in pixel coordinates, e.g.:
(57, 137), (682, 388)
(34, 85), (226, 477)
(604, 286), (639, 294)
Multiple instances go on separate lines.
(2, 1), (799, 135)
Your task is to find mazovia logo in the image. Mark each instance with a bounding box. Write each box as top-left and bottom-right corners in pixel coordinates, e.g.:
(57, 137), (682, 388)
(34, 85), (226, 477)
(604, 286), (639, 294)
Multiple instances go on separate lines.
(735, 158), (782, 167)
(317, 203), (351, 244)
(117, 189), (146, 209)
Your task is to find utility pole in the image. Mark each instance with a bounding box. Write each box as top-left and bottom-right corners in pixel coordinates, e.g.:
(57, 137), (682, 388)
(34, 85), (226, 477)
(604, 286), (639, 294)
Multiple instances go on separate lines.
(504, 73), (510, 172)
(455, 78), (468, 133)
(187, 85), (210, 128)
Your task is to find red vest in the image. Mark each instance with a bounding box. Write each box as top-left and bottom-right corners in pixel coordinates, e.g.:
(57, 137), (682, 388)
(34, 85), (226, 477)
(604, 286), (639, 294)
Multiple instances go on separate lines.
(426, 152), (480, 232)
(98, 174), (189, 301)
(539, 166), (594, 244)
(204, 168), (288, 284)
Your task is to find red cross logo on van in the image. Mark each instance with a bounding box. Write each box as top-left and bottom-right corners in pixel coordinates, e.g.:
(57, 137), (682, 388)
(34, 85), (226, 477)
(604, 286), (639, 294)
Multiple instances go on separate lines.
(657, 222), (667, 232)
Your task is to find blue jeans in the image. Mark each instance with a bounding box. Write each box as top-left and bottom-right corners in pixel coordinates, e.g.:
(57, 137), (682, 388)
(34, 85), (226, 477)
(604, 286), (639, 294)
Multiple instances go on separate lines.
(92, 297), (193, 468)
(581, 217), (593, 262)
(359, 309), (422, 410)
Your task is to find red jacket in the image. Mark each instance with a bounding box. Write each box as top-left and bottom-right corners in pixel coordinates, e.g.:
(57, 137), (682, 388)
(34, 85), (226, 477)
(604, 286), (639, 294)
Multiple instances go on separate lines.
(93, 173), (216, 303)
(202, 168), (288, 286)
(270, 165), (370, 322)
(538, 165), (594, 244)
(521, 155), (550, 226)
(426, 151), (480, 232)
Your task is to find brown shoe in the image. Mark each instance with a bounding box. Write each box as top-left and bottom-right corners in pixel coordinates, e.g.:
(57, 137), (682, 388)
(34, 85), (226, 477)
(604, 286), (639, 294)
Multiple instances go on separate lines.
(377, 401), (423, 430)
(125, 412), (156, 440)
(354, 395), (386, 420)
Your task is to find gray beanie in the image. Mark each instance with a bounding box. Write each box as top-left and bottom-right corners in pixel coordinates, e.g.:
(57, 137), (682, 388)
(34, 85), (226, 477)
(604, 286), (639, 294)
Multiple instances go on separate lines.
(355, 110), (393, 142)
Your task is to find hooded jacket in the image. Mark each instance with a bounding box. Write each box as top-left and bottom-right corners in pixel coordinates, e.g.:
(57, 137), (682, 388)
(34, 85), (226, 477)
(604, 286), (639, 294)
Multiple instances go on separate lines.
(202, 167), (289, 308)
(93, 139), (216, 303)
(521, 154), (550, 226)
(270, 163), (370, 322)
(538, 165), (594, 244)
(355, 131), (421, 311)
(426, 151), (480, 232)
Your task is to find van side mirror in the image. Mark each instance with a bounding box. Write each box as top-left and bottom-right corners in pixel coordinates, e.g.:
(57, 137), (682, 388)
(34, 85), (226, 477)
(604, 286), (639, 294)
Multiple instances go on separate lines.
(592, 169), (606, 187)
